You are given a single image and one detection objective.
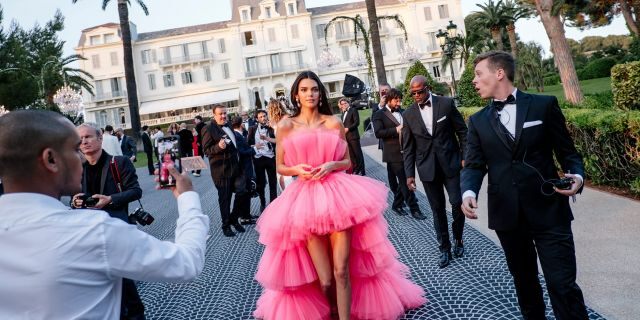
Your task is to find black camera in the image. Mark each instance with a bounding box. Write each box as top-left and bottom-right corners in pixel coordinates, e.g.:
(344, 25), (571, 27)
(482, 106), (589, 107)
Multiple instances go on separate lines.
(78, 194), (99, 208)
(552, 177), (574, 190)
(129, 207), (155, 226)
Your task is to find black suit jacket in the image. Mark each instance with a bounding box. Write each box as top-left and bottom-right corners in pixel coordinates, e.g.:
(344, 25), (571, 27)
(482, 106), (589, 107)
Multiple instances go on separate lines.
(461, 91), (584, 231)
(81, 152), (142, 222)
(141, 131), (153, 153)
(202, 122), (240, 180)
(372, 107), (404, 163)
(402, 95), (468, 182)
(247, 124), (276, 151)
(342, 107), (360, 141)
(233, 130), (256, 188)
(177, 129), (194, 155)
(119, 135), (137, 159)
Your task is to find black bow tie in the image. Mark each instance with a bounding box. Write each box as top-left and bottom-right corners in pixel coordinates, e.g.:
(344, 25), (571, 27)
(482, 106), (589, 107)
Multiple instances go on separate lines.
(419, 100), (431, 109)
(492, 94), (516, 111)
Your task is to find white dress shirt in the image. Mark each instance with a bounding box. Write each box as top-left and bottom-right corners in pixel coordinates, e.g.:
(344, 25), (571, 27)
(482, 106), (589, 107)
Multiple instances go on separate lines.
(253, 125), (275, 159)
(418, 95), (434, 135)
(0, 191), (209, 319)
(386, 106), (403, 125)
(102, 133), (123, 156)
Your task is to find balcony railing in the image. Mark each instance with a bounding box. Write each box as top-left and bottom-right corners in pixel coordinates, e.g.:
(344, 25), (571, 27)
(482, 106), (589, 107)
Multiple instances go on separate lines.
(245, 63), (308, 78)
(328, 92), (342, 99)
(158, 53), (214, 66)
(91, 90), (127, 102)
(141, 108), (239, 127)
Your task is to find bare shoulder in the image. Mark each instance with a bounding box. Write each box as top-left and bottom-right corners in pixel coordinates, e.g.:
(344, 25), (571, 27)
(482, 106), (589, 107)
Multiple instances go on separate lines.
(277, 117), (295, 136)
(322, 115), (343, 130)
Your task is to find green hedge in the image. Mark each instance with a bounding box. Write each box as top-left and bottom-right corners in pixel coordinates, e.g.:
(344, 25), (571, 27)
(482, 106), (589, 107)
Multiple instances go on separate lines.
(457, 60), (488, 109)
(611, 61), (640, 111)
(459, 107), (640, 195)
(577, 57), (616, 80)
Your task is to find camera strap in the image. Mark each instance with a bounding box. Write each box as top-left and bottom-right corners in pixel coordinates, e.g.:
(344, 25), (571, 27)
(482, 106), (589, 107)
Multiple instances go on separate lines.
(109, 157), (145, 209)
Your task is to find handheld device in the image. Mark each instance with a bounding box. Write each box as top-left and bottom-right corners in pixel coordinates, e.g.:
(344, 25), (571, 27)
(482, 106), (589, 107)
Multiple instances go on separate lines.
(157, 135), (182, 188)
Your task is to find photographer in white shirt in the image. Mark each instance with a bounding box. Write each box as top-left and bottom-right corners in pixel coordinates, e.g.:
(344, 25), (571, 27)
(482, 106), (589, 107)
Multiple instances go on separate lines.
(0, 110), (209, 320)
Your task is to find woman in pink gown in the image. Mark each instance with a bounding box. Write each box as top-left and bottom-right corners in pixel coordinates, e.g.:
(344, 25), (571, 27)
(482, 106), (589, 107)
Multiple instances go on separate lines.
(254, 71), (426, 320)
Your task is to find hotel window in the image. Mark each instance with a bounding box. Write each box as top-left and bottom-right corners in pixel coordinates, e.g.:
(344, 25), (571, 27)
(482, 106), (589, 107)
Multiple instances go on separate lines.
(222, 63), (230, 79)
(270, 54), (281, 72)
(327, 81), (338, 94)
(141, 50), (150, 64)
(433, 65), (441, 78)
(246, 57), (257, 73)
(427, 32), (438, 51)
(396, 37), (405, 53)
(265, 7), (272, 18)
(268, 28), (276, 42)
(438, 4), (449, 19)
(201, 41), (208, 55)
(181, 71), (193, 84)
(288, 3), (295, 15)
(424, 7), (432, 21)
(243, 31), (256, 46)
(341, 46), (350, 61)
(291, 24), (299, 39)
(91, 54), (100, 69)
(104, 33), (115, 43)
(89, 35), (101, 45)
(182, 44), (189, 58)
(163, 72), (174, 87)
(381, 42), (387, 56)
(316, 24), (326, 39)
(218, 38), (226, 53)
(203, 66), (212, 81)
(148, 74), (156, 90)
(294, 50), (304, 66)
(241, 9), (250, 22)
(110, 52), (118, 66)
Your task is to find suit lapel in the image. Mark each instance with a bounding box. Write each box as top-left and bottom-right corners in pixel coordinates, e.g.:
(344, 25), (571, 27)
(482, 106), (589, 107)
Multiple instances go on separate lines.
(513, 90), (530, 150)
(410, 103), (431, 137)
(485, 105), (513, 151)
(431, 96), (441, 137)
(383, 108), (400, 126)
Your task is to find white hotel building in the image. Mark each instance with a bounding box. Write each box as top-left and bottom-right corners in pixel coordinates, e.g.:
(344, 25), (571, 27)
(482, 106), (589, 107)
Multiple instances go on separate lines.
(75, 0), (464, 129)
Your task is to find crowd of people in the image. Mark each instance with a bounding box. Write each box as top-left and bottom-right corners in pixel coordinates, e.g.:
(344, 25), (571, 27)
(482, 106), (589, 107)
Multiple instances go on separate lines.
(0, 50), (590, 320)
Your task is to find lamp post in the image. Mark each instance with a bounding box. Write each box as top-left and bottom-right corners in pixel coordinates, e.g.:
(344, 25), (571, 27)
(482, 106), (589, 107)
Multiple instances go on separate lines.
(436, 20), (459, 97)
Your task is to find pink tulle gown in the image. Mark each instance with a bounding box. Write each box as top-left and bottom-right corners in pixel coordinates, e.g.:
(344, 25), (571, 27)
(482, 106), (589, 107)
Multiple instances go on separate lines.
(254, 129), (426, 320)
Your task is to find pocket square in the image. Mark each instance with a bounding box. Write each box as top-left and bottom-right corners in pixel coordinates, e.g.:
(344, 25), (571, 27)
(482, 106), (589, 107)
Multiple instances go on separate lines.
(436, 116), (447, 123)
(523, 120), (543, 128)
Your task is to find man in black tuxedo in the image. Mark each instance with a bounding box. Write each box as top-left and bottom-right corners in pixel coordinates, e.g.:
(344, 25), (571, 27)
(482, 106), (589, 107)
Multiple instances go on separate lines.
(116, 127), (137, 163)
(461, 51), (588, 320)
(247, 110), (277, 212)
(141, 125), (155, 175)
(372, 88), (422, 218)
(402, 75), (467, 268)
(202, 105), (245, 237)
(241, 111), (257, 138)
(339, 98), (365, 175)
(230, 116), (257, 225)
(194, 115), (206, 177)
(368, 83), (391, 150)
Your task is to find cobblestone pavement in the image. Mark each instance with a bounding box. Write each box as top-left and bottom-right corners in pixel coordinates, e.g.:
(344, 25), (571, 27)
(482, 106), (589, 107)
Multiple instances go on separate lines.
(135, 155), (604, 319)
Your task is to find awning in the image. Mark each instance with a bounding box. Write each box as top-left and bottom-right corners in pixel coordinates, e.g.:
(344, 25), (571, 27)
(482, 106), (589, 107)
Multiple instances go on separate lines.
(139, 88), (239, 115)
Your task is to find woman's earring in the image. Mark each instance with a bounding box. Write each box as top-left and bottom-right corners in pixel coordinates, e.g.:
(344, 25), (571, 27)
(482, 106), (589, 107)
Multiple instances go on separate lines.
(319, 101), (323, 106)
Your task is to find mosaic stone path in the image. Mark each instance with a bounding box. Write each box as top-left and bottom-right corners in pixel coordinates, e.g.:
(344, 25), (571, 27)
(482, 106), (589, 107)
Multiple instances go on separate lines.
(134, 154), (604, 320)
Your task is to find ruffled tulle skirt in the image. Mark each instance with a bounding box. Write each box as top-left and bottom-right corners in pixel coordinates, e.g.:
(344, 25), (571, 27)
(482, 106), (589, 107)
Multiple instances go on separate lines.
(254, 172), (426, 319)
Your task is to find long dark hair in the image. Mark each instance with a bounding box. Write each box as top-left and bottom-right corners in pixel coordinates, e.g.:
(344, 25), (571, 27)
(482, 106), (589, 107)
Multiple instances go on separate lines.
(290, 71), (332, 117)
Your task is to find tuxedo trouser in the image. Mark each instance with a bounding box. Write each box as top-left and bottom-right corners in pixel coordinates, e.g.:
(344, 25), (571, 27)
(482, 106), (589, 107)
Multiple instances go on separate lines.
(254, 156), (277, 206)
(232, 191), (253, 220)
(121, 278), (145, 319)
(386, 161), (419, 212)
(213, 178), (237, 228)
(195, 145), (204, 174)
(421, 161), (464, 252)
(347, 138), (366, 175)
(495, 217), (588, 320)
(145, 151), (154, 175)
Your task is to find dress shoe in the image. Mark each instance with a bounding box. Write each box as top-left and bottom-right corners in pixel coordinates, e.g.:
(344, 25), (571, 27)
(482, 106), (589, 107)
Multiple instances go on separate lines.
(222, 226), (235, 237)
(453, 240), (464, 258)
(391, 206), (408, 216)
(232, 222), (246, 233)
(439, 251), (452, 268)
(239, 217), (256, 225)
(411, 210), (427, 220)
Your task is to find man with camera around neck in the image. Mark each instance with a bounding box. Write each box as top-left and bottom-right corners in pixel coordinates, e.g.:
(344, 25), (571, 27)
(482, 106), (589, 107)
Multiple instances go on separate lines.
(461, 51), (587, 319)
(0, 110), (209, 319)
(72, 122), (146, 319)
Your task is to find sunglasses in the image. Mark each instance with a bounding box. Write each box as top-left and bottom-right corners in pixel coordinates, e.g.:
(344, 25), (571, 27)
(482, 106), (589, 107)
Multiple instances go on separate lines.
(410, 87), (427, 96)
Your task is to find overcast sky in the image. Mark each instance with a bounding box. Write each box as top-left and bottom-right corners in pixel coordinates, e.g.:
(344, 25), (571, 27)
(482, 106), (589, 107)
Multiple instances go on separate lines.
(2, 0), (630, 59)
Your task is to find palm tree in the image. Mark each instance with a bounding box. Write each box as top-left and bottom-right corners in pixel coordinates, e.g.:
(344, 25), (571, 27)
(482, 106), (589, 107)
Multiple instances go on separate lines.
(440, 34), (471, 73)
(502, 0), (532, 58)
(517, 42), (545, 92)
(43, 54), (94, 105)
(365, 0), (386, 85)
(530, 0), (584, 104)
(475, 0), (509, 51)
(72, 0), (148, 140)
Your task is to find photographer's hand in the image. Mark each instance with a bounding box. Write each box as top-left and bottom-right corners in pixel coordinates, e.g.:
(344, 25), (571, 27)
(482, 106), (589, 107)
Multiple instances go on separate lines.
(71, 193), (85, 208)
(155, 166), (193, 198)
(554, 173), (582, 197)
(92, 194), (112, 209)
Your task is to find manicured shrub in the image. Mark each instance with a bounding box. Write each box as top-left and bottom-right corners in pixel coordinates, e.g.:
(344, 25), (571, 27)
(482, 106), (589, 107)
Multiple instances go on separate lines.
(611, 61), (640, 111)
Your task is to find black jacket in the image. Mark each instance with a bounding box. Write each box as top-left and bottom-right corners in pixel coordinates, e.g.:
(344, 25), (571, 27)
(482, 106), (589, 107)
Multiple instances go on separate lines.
(202, 122), (239, 180)
(342, 107), (360, 141)
(141, 131), (153, 153)
(119, 135), (137, 159)
(402, 95), (468, 182)
(461, 91), (584, 231)
(372, 107), (404, 163)
(247, 124), (276, 151)
(81, 152), (142, 222)
(233, 130), (256, 193)
(177, 128), (194, 155)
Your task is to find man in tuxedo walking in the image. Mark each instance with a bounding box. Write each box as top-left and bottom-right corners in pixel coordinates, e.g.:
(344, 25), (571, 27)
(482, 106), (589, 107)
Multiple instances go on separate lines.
(402, 75), (468, 268)
(202, 105), (245, 237)
(339, 98), (365, 175)
(461, 51), (588, 320)
(141, 125), (155, 175)
(247, 110), (277, 212)
(372, 88), (422, 218)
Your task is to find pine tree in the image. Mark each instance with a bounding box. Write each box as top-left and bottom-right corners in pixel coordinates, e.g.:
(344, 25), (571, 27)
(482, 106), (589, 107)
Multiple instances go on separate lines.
(401, 60), (437, 107)
(457, 61), (488, 108)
